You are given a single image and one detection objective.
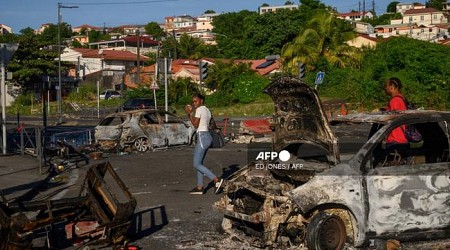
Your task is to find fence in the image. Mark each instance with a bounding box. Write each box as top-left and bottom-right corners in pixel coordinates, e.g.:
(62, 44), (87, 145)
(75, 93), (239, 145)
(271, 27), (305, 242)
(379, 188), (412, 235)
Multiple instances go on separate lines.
(6, 125), (95, 154)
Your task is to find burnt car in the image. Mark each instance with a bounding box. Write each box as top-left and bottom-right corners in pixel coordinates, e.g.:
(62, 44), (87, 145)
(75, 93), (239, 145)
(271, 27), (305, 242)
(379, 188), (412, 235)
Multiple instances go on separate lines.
(214, 77), (450, 249)
(95, 109), (195, 152)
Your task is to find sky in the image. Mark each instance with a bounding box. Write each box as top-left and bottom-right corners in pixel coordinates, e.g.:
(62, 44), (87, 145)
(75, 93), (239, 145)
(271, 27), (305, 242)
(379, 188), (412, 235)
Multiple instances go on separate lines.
(1, 0), (397, 33)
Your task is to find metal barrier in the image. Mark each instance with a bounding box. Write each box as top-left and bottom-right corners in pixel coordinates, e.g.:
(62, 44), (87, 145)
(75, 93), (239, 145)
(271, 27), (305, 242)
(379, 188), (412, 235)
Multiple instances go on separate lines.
(49, 128), (94, 150)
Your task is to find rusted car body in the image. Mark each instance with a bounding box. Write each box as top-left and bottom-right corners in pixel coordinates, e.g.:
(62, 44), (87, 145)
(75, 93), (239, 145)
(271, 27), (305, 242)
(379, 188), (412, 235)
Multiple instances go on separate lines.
(95, 109), (194, 152)
(0, 161), (136, 249)
(214, 77), (450, 249)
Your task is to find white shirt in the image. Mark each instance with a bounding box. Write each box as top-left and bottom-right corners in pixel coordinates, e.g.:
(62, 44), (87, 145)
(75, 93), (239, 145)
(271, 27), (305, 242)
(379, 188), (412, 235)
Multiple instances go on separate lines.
(195, 106), (211, 132)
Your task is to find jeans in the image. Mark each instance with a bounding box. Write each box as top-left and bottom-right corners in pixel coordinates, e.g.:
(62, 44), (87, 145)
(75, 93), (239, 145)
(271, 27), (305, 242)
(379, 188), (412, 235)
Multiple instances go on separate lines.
(194, 131), (215, 186)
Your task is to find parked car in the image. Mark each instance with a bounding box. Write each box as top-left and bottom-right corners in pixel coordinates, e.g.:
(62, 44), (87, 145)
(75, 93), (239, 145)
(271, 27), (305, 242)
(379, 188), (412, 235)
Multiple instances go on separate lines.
(99, 89), (121, 100)
(120, 98), (155, 111)
(214, 77), (450, 249)
(95, 109), (195, 152)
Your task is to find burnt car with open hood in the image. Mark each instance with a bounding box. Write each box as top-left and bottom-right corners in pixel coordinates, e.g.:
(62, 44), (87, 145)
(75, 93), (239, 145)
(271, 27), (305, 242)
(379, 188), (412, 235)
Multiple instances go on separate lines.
(214, 76), (450, 249)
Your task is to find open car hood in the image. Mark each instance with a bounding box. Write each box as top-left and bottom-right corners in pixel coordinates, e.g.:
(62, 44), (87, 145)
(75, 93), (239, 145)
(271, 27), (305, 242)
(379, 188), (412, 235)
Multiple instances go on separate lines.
(263, 77), (340, 164)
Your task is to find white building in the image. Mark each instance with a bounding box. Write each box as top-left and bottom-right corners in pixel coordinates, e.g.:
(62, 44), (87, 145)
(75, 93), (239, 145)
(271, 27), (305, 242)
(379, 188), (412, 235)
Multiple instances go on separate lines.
(196, 13), (219, 31)
(0, 24), (12, 35)
(259, 4), (299, 14)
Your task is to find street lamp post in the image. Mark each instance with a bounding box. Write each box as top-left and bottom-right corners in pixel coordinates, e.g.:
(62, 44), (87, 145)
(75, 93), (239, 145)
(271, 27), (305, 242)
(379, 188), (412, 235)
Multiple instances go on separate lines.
(57, 3), (78, 124)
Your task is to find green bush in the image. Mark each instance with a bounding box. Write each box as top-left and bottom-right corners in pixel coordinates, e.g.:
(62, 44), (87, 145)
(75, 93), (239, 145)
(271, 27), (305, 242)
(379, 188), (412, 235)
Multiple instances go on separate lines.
(232, 74), (269, 104)
(67, 85), (97, 101)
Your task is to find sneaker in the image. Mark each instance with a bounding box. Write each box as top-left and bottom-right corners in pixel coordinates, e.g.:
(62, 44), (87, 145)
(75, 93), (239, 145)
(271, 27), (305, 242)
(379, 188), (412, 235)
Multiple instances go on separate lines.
(214, 179), (224, 194)
(189, 187), (204, 195)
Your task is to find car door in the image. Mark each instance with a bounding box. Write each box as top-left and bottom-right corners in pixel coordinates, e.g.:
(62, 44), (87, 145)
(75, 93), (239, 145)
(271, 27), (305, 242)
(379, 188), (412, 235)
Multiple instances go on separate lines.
(95, 114), (128, 141)
(139, 112), (166, 147)
(159, 111), (190, 146)
(366, 163), (450, 236)
(365, 120), (450, 237)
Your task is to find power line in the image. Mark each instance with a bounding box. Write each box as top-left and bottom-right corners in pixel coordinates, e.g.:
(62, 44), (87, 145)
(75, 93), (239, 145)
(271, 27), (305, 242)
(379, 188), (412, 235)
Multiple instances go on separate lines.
(64, 0), (178, 6)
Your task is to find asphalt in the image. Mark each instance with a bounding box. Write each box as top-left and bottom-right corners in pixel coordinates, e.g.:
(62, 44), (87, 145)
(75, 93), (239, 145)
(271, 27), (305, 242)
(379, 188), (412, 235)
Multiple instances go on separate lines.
(0, 153), (47, 203)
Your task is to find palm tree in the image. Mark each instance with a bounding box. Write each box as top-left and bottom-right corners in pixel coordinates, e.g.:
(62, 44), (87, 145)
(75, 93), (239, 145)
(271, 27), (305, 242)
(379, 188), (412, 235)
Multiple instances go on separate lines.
(282, 11), (362, 74)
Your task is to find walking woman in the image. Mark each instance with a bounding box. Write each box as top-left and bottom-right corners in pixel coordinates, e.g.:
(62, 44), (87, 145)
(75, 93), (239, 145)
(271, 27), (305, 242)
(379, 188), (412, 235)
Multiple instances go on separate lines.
(185, 94), (223, 195)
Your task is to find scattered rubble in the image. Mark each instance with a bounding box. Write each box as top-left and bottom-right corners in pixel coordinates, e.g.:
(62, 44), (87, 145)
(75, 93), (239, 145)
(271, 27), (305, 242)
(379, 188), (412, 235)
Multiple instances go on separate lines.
(0, 161), (136, 249)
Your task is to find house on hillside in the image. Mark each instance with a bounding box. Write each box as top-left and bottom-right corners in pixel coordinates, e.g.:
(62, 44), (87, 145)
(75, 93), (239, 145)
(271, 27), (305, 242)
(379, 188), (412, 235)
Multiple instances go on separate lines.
(337, 11), (373, 21)
(396, 3), (425, 15)
(259, 4), (299, 14)
(346, 33), (380, 48)
(235, 56), (282, 76)
(61, 47), (148, 89)
(196, 13), (219, 31)
(0, 24), (12, 35)
(35, 23), (51, 35)
(352, 21), (375, 34)
(89, 35), (159, 55)
(72, 24), (102, 34)
(402, 7), (448, 26)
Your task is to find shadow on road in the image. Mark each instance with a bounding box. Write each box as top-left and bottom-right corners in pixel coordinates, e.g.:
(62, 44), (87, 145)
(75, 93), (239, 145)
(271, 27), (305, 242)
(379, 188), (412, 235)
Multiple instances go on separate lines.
(221, 164), (241, 180)
(128, 205), (169, 241)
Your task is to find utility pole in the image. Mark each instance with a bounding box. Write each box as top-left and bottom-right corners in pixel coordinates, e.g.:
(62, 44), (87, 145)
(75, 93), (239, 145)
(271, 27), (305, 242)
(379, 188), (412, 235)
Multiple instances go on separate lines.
(172, 30), (177, 60)
(57, 3), (78, 125)
(363, 0), (366, 14)
(136, 29), (141, 85)
(0, 43), (19, 155)
(372, 0), (376, 16)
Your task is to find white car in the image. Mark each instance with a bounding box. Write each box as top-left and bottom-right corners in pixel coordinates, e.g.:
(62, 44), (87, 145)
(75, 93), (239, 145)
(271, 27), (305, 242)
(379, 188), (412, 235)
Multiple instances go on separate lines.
(99, 89), (121, 100)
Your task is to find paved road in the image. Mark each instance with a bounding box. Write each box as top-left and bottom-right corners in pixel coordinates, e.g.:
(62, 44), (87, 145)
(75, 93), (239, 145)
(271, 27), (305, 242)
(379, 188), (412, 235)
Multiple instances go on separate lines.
(0, 142), (251, 249)
(0, 122), (371, 249)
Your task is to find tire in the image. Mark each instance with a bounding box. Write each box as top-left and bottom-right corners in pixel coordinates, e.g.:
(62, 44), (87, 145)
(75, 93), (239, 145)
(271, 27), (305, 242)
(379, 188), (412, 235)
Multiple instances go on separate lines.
(134, 137), (151, 152)
(306, 212), (347, 250)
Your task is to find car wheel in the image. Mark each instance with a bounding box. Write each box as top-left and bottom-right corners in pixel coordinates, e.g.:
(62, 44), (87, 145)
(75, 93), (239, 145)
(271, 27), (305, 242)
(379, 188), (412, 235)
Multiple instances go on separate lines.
(306, 212), (347, 250)
(134, 137), (151, 152)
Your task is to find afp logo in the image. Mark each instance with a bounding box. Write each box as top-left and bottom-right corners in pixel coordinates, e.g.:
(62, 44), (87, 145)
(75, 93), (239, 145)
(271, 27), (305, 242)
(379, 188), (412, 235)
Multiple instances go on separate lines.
(255, 150), (291, 162)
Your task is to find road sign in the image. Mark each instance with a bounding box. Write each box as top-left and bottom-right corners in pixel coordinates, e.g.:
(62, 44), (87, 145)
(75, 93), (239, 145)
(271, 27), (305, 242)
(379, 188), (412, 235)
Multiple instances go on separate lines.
(150, 80), (159, 90)
(315, 71), (325, 85)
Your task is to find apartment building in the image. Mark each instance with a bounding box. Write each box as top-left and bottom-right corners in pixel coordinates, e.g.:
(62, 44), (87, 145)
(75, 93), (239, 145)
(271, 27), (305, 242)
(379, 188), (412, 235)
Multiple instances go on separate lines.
(196, 13), (219, 31)
(259, 4), (298, 14)
(396, 3), (425, 15)
(403, 7), (448, 25)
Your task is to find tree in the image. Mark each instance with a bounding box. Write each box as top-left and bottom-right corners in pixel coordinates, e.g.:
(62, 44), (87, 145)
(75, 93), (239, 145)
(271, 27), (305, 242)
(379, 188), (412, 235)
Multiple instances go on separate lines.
(282, 11), (361, 74)
(285, 1), (295, 5)
(361, 12), (402, 26)
(386, 1), (400, 13)
(299, 0), (327, 12)
(39, 23), (72, 45)
(204, 10), (216, 14)
(177, 33), (203, 59)
(212, 9), (307, 59)
(168, 77), (199, 104)
(6, 32), (60, 90)
(261, 3), (269, 7)
(211, 10), (257, 58)
(242, 9), (307, 58)
(426, 0), (445, 10)
(144, 22), (164, 40)
(203, 60), (265, 106)
(88, 30), (110, 43)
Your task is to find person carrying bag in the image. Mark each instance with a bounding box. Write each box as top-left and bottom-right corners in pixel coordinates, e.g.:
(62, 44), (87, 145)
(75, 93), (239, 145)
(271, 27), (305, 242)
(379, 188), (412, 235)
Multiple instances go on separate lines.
(185, 94), (224, 195)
